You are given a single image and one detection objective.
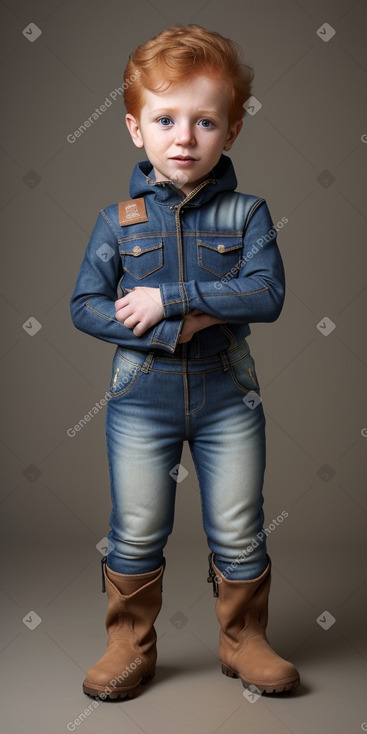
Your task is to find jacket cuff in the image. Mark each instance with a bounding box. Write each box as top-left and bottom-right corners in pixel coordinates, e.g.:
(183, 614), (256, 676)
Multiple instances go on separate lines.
(151, 318), (183, 353)
(160, 283), (189, 318)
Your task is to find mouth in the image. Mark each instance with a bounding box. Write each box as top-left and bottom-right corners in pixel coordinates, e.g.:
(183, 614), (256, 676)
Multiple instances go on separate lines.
(169, 156), (197, 161)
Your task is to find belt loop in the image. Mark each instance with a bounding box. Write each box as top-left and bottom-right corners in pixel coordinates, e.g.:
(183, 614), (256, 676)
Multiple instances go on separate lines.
(219, 350), (230, 372)
(141, 352), (154, 373)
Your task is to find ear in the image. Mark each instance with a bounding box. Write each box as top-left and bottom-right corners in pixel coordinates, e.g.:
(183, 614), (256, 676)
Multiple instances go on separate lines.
(125, 113), (144, 149)
(223, 120), (243, 151)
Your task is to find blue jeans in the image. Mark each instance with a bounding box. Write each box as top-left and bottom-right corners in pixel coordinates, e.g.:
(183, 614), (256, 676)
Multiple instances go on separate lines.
(105, 339), (267, 580)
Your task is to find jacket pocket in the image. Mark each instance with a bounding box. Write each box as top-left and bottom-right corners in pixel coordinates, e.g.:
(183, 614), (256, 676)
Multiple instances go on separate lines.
(107, 348), (142, 398)
(197, 237), (243, 278)
(119, 237), (163, 280)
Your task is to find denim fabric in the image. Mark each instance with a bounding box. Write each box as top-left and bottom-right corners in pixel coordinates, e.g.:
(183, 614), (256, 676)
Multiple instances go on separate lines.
(105, 339), (267, 579)
(70, 154), (285, 579)
(70, 154), (285, 358)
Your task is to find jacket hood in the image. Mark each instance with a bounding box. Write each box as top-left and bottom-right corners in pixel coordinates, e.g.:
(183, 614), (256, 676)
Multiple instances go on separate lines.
(129, 153), (238, 207)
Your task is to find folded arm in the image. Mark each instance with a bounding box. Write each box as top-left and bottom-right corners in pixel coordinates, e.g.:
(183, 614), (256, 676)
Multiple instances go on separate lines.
(70, 211), (183, 353)
(159, 201), (285, 324)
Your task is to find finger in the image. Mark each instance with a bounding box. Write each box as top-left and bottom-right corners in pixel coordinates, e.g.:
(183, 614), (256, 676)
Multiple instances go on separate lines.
(133, 321), (147, 336)
(115, 305), (128, 319)
(123, 314), (139, 329)
(115, 308), (126, 323)
(115, 295), (130, 309)
(115, 306), (135, 326)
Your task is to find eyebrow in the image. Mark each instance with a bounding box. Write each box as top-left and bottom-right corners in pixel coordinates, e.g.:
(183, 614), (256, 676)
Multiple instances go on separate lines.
(150, 108), (222, 117)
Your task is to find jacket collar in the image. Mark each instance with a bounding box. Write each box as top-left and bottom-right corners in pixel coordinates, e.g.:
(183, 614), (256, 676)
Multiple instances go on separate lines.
(129, 154), (237, 207)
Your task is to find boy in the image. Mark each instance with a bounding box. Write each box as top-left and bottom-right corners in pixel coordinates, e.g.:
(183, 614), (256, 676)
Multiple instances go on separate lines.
(70, 24), (300, 699)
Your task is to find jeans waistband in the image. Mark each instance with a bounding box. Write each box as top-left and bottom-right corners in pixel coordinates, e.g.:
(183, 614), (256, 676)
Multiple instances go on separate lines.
(115, 339), (250, 374)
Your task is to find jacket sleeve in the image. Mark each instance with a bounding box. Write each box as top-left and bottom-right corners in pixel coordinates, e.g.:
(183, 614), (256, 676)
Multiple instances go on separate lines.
(70, 211), (183, 353)
(159, 200), (285, 324)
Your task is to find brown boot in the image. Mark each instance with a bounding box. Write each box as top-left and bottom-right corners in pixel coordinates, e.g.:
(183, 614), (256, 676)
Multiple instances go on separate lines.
(83, 558), (165, 700)
(208, 553), (300, 693)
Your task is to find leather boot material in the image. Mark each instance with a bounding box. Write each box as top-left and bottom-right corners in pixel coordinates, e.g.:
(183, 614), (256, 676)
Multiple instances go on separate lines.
(83, 559), (165, 699)
(208, 554), (300, 693)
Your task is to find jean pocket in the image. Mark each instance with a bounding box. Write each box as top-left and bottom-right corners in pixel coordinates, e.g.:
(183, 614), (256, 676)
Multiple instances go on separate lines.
(197, 237), (242, 278)
(120, 237), (163, 280)
(228, 351), (260, 395)
(107, 348), (142, 398)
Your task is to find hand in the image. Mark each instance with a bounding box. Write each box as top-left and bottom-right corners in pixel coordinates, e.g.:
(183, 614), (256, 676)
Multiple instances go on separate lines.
(178, 310), (226, 343)
(115, 287), (164, 336)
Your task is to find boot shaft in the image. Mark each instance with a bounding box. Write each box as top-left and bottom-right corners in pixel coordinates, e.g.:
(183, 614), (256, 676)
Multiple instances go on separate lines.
(103, 559), (165, 649)
(208, 553), (271, 640)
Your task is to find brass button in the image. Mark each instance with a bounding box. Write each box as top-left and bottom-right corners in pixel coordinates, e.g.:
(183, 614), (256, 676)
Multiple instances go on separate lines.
(217, 244), (225, 253)
(132, 245), (141, 255)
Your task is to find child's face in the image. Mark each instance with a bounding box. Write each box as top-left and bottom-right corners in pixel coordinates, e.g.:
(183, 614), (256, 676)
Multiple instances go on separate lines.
(126, 74), (242, 195)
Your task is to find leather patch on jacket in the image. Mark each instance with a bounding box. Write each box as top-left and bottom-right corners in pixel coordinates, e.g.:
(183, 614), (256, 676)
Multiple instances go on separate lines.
(118, 198), (148, 226)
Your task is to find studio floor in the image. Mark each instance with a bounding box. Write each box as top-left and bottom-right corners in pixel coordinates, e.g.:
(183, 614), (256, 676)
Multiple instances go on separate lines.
(1, 541), (366, 734)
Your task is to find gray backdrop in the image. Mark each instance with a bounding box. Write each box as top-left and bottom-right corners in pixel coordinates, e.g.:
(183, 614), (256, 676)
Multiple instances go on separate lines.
(1, 1), (366, 733)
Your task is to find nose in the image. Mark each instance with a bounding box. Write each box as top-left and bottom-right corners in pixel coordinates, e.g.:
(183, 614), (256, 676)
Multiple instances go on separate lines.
(174, 122), (196, 146)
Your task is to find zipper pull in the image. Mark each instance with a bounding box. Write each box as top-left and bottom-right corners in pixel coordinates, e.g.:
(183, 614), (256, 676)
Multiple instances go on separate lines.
(101, 555), (107, 593)
(207, 553), (219, 597)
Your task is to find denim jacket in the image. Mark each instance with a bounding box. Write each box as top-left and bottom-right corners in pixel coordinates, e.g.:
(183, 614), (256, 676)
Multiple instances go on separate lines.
(70, 154), (285, 358)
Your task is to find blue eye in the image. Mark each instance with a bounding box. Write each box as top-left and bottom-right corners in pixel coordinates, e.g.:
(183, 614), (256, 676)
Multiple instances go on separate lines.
(199, 119), (213, 128)
(158, 117), (172, 126)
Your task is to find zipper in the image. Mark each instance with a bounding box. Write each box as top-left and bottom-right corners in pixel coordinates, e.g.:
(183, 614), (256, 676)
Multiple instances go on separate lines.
(207, 552), (219, 597)
(161, 556), (166, 592)
(101, 555), (107, 593)
(174, 180), (216, 414)
(174, 178), (216, 282)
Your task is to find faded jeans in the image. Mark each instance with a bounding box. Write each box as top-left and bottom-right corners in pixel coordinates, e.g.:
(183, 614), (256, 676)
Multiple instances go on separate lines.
(105, 338), (267, 580)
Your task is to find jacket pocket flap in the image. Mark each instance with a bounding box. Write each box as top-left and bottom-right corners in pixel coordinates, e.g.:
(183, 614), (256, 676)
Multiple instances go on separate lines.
(119, 238), (163, 256)
(197, 237), (243, 277)
(198, 238), (242, 253)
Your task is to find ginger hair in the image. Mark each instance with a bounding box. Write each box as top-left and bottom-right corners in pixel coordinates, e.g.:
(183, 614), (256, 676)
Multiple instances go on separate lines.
(123, 25), (254, 125)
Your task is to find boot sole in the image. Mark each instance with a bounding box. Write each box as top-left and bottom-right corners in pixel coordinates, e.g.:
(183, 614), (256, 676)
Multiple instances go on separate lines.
(221, 662), (300, 694)
(82, 669), (155, 700)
